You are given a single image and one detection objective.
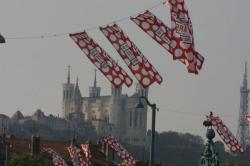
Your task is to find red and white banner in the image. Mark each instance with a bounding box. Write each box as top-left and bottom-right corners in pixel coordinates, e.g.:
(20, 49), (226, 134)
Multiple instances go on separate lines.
(67, 146), (87, 166)
(81, 144), (93, 166)
(131, 10), (172, 56)
(69, 32), (133, 88)
(246, 115), (250, 123)
(207, 115), (245, 153)
(42, 148), (68, 166)
(101, 135), (136, 166)
(100, 24), (163, 88)
(131, 1), (204, 74)
(168, 0), (204, 74)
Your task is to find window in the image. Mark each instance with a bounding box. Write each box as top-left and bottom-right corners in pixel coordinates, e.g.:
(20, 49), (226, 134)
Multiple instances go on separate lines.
(139, 112), (143, 127)
(134, 111), (138, 127)
(132, 138), (139, 142)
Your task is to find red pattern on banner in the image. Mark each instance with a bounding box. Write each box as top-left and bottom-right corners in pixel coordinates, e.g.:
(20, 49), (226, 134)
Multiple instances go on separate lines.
(100, 24), (163, 88)
(207, 115), (245, 153)
(67, 146), (87, 166)
(42, 148), (68, 166)
(131, 0), (204, 74)
(101, 135), (136, 166)
(69, 32), (133, 88)
(81, 144), (93, 166)
(131, 11), (172, 55)
(168, 0), (204, 74)
(246, 116), (250, 123)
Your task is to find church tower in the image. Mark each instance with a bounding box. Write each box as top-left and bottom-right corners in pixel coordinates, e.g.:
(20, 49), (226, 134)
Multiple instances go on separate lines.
(237, 62), (250, 148)
(89, 69), (101, 98)
(135, 83), (148, 97)
(62, 65), (74, 118)
(111, 85), (122, 96)
(70, 78), (83, 113)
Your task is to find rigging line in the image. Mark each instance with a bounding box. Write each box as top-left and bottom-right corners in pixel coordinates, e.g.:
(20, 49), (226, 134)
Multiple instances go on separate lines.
(159, 107), (239, 118)
(87, 1), (165, 30)
(6, 33), (68, 40)
(5, 1), (165, 40)
(159, 109), (206, 116)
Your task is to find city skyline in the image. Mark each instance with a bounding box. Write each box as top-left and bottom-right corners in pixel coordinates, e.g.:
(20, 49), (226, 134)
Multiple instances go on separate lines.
(0, 0), (250, 138)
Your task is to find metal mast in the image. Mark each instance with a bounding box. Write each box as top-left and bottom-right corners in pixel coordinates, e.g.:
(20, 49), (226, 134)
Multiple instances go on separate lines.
(237, 62), (250, 148)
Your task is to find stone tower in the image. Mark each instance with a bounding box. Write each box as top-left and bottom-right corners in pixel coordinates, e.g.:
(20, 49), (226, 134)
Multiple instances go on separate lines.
(70, 78), (83, 113)
(135, 83), (149, 97)
(237, 62), (250, 148)
(62, 67), (148, 146)
(62, 65), (74, 118)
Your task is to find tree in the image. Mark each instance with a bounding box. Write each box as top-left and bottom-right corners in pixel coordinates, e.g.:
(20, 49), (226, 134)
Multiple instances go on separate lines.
(162, 161), (169, 166)
(9, 153), (52, 166)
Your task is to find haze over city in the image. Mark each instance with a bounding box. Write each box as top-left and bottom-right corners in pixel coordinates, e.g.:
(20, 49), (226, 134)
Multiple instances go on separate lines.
(0, 0), (249, 139)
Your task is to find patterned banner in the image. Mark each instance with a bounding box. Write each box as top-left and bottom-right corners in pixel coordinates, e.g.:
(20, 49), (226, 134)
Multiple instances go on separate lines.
(207, 115), (245, 153)
(69, 32), (133, 88)
(42, 148), (68, 166)
(168, 0), (204, 74)
(101, 135), (136, 166)
(246, 115), (250, 123)
(131, 1), (204, 74)
(131, 10), (172, 56)
(67, 146), (87, 166)
(100, 24), (163, 88)
(81, 144), (93, 166)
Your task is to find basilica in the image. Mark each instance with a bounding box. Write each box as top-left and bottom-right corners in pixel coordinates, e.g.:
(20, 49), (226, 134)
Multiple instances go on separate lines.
(62, 67), (148, 146)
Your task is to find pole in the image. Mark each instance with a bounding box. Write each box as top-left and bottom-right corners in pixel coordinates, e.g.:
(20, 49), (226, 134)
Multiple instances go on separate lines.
(5, 143), (8, 166)
(150, 105), (156, 166)
(136, 96), (157, 166)
(139, 96), (156, 166)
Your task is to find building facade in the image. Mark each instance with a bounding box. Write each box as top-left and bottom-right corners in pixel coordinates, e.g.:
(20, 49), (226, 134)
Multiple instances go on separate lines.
(62, 67), (148, 146)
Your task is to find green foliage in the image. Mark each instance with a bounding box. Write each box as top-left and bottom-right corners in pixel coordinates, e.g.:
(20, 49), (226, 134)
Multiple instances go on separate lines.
(220, 160), (239, 166)
(162, 161), (169, 166)
(125, 131), (250, 166)
(0, 150), (5, 166)
(9, 153), (52, 166)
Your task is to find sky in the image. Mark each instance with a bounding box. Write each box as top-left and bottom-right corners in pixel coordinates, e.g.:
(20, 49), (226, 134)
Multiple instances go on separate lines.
(0, 0), (249, 139)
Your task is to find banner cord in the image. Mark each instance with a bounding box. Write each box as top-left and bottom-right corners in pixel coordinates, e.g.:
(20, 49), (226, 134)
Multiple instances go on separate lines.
(5, 1), (165, 40)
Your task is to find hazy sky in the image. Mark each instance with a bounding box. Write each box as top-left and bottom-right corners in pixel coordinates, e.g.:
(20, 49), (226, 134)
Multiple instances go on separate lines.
(0, 0), (249, 139)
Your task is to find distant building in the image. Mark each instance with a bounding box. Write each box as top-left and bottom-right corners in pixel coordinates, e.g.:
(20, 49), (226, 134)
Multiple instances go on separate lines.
(0, 109), (96, 143)
(62, 67), (148, 146)
(0, 114), (10, 132)
(11, 109), (69, 131)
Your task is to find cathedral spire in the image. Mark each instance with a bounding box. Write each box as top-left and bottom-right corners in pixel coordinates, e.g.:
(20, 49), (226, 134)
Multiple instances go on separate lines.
(67, 65), (71, 84)
(89, 69), (101, 97)
(76, 77), (79, 87)
(74, 77), (82, 100)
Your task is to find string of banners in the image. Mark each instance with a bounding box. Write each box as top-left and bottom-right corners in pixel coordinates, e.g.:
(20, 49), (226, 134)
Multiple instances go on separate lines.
(67, 146), (87, 166)
(81, 144), (94, 166)
(42, 148), (68, 166)
(100, 135), (137, 166)
(70, 0), (204, 89)
(207, 114), (245, 153)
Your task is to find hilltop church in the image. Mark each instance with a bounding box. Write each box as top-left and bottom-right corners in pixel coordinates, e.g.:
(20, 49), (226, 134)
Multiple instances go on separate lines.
(62, 67), (148, 146)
